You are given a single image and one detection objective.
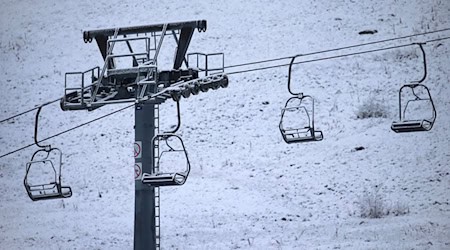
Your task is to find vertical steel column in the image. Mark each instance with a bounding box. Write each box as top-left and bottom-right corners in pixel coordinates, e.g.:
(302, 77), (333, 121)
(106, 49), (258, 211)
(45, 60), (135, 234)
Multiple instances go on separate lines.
(134, 102), (156, 250)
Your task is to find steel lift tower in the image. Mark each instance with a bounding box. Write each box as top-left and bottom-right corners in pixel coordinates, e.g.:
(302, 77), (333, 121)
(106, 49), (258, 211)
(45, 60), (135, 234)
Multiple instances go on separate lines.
(58, 20), (228, 249)
(21, 19), (440, 250)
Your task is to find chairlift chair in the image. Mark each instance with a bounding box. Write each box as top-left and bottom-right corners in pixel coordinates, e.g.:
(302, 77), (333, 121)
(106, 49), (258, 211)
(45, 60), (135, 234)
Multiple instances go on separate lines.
(24, 147), (72, 201)
(24, 107), (72, 201)
(141, 100), (190, 186)
(391, 83), (436, 133)
(391, 43), (437, 133)
(280, 55), (323, 143)
(279, 95), (323, 143)
(141, 134), (191, 186)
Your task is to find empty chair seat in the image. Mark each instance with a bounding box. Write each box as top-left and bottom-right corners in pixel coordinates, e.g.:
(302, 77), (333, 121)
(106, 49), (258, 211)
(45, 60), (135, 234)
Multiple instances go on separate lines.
(141, 133), (191, 187)
(24, 148), (72, 202)
(25, 183), (72, 201)
(279, 95), (324, 144)
(282, 128), (323, 143)
(391, 119), (433, 133)
(141, 172), (187, 186)
(391, 83), (436, 133)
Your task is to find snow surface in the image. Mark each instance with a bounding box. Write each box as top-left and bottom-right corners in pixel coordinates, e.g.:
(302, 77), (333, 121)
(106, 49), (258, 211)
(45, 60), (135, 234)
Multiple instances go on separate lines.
(1, 0), (450, 249)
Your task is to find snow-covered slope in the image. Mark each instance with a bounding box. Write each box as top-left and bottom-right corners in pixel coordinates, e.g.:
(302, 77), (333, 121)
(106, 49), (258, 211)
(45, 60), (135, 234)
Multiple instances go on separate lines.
(1, 0), (449, 249)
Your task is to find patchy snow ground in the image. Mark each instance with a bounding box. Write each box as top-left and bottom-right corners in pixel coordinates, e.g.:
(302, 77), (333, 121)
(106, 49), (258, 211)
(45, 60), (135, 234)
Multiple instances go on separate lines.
(1, 0), (450, 249)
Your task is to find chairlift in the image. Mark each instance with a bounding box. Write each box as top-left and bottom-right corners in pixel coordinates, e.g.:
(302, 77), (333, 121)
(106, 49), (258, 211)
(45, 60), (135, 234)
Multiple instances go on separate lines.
(279, 95), (323, 143)
(391, 43), (437, 133)
(391, 84), (436, 132)
(24, 148), (72, 201)
(24, 107), (72, 201)
(141, 133), (191, 186)
(141, 100), (191, 186)
(280, 55), (323, 143)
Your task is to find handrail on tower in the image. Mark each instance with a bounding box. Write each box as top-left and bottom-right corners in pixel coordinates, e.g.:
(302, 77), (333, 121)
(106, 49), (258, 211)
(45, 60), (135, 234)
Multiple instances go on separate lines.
(187, 52), (225, 76)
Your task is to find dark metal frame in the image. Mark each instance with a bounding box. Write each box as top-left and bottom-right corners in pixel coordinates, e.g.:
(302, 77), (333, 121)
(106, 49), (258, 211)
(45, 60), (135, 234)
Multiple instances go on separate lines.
(61, 66), (99, 110)
(287, 54), (304, 96)
(187, 52), (225, 76)
(24, 148), (72, 201)
(61, 20), (208, 112)
(279, 95), (323, 143)
(24, 107), (72, 201)
(58, 20), (227, 249)
(391, 43), (437, 133)
(280, 55), (323, 143)
(391, 84), (436, 132)
(84, 20), (206, 70)
(142, 134), (191, 187)
(141, 98), (190, 186)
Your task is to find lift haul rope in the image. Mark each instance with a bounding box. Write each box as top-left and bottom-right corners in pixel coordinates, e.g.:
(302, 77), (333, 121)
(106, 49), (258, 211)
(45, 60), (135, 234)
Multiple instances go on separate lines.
(0, 75), (222, 158)
(0, 32), (450, 159)
(0, 104), (134, 158)
(227, 36), (450, 75)
(1, 27), (450, 124)
(223, 27), (450, 70)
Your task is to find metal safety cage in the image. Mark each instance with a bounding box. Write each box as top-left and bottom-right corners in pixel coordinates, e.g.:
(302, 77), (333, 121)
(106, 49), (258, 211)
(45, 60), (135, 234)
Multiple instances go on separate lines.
(279, 95), (323, 143)
(24, 147), (72, 201)
(61, 66), (100, 111)
(142, 133), (191, 187)
(187, 52), (225, 77)
(106, 36), (152, 66)
(391, 83), (436, 133)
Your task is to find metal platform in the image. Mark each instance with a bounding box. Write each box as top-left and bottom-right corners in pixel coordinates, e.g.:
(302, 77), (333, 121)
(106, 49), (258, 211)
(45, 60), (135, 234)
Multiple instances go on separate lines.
(61, 21), (209, 111)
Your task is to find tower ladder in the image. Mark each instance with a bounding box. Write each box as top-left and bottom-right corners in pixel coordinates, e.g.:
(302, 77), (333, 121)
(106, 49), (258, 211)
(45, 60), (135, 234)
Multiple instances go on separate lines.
(153, 104), (161, 250)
